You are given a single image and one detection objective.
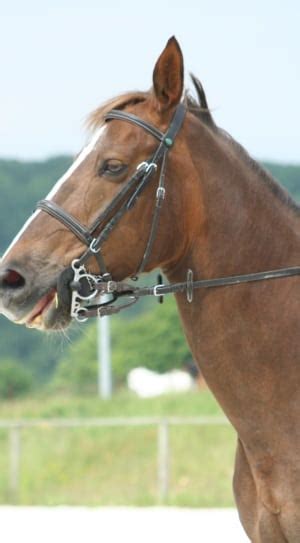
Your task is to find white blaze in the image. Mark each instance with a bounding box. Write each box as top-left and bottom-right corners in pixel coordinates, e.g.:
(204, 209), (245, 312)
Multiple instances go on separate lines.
(2, 126), (106, 260)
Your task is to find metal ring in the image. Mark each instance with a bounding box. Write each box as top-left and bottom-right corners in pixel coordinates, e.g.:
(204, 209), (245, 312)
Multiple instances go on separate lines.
(75, 307), (89, 323)
(71, 259), (81, 271)
(75, 273), (100, 300)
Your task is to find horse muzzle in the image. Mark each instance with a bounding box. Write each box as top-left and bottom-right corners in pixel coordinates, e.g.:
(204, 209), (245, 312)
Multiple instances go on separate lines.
(0, 261), (72, 330)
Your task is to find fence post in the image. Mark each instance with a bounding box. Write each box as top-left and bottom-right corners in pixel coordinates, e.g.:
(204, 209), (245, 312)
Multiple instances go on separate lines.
(9, 425), (21, 503)
(157, 419), (170, 503)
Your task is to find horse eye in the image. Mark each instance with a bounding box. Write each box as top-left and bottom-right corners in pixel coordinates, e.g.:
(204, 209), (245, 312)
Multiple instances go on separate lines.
(99, 159), (127, 177)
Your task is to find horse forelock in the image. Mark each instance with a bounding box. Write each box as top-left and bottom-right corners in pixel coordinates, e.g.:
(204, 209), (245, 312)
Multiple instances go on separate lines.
(86, 91), (149, 133)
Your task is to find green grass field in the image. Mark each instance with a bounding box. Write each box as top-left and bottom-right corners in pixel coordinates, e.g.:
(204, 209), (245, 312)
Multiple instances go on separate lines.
(0, 390), (237, 507)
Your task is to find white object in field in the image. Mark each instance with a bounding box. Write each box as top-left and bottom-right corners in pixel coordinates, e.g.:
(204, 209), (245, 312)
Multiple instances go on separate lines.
(127, 367), (195, 398)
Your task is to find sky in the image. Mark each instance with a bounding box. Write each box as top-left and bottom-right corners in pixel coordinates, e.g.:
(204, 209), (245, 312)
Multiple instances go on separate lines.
(1, 0), (299, 163)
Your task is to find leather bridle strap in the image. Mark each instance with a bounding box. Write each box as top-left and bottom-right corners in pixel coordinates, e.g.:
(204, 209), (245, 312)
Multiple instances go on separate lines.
(137, 150), (167, 274)
(37, 199), (93, 246)
(105, 110), (165, 141)
(82, 265), (300, 318)
(137, 266), (300, 296)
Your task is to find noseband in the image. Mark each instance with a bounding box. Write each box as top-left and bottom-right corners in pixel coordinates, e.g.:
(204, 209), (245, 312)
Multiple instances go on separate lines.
(37, 103), (300, 321)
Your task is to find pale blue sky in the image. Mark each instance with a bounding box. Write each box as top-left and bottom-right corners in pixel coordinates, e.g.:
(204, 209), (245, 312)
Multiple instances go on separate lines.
(1, 0), (299, 162)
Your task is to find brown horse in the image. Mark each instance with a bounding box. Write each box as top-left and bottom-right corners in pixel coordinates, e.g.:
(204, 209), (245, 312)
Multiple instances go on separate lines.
(0, 37), (299, 541)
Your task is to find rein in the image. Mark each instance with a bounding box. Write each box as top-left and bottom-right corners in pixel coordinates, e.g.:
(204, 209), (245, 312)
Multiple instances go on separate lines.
(36, 103), (300, 321)
(89, 265), (300, 318)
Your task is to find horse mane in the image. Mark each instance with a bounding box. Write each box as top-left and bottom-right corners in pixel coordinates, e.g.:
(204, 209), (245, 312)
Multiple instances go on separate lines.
(185, 73), (217, 129)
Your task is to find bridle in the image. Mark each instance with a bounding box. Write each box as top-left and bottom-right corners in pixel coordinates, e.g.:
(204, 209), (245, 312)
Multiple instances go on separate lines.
(37, 103), (300, 321)
(37, 103), (186, 320)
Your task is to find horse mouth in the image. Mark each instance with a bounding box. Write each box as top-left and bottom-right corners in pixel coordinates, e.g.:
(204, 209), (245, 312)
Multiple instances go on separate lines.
(25, 288), (57, 329)
(20, 265), (75, 330)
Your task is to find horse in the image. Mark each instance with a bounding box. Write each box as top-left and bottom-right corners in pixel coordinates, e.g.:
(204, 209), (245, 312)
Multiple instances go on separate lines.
(0, 36), (299, 541)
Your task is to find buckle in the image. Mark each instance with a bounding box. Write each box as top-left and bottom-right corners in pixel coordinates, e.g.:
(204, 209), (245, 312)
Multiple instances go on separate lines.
(137, 161), (158, 174)
(89, 238), (100, 254)
(106, 280), (118, 293)
(186, 269), (193, 303)
(153, 273), (164, 304)
(156, 186), (166, 200)
(153, 284), (164, 297)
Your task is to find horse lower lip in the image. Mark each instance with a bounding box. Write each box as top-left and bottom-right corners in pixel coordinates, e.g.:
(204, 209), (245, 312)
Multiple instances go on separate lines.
(26, 289), (56, 325)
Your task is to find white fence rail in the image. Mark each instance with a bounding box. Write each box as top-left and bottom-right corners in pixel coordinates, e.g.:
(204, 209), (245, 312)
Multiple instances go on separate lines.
(0, 416), (229, 503)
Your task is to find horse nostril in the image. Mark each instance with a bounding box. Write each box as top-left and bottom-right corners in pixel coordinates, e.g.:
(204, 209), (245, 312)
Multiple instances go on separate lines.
(2, 269), (25, 289)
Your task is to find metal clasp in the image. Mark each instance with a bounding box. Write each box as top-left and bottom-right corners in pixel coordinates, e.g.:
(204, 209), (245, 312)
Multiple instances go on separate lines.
(137, 161), (158, 174)
(89, 238), (100, 254)
(153, 284), (164, 297)
(106, 280), (118, 293)
(186, 269), (194, 303)
(156, 186), (166, 200)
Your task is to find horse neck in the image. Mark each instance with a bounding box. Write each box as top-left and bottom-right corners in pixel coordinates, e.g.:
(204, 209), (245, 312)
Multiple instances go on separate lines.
(168, 120), (299, 278)
(164, 121), (300, 438)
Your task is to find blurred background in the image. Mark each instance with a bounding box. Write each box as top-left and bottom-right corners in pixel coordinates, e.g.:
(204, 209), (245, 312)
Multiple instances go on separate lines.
(0, 0), (299, 509)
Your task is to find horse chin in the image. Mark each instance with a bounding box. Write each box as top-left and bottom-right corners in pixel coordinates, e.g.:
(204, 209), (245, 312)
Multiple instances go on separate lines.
(42, 305), (72, 330)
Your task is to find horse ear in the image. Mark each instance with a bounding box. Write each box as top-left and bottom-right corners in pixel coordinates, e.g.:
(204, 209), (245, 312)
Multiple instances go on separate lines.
(152, 36), (184, 110)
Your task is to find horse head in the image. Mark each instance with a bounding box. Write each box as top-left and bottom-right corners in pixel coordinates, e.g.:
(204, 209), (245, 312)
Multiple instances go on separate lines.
(0, 37), (198, 330)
